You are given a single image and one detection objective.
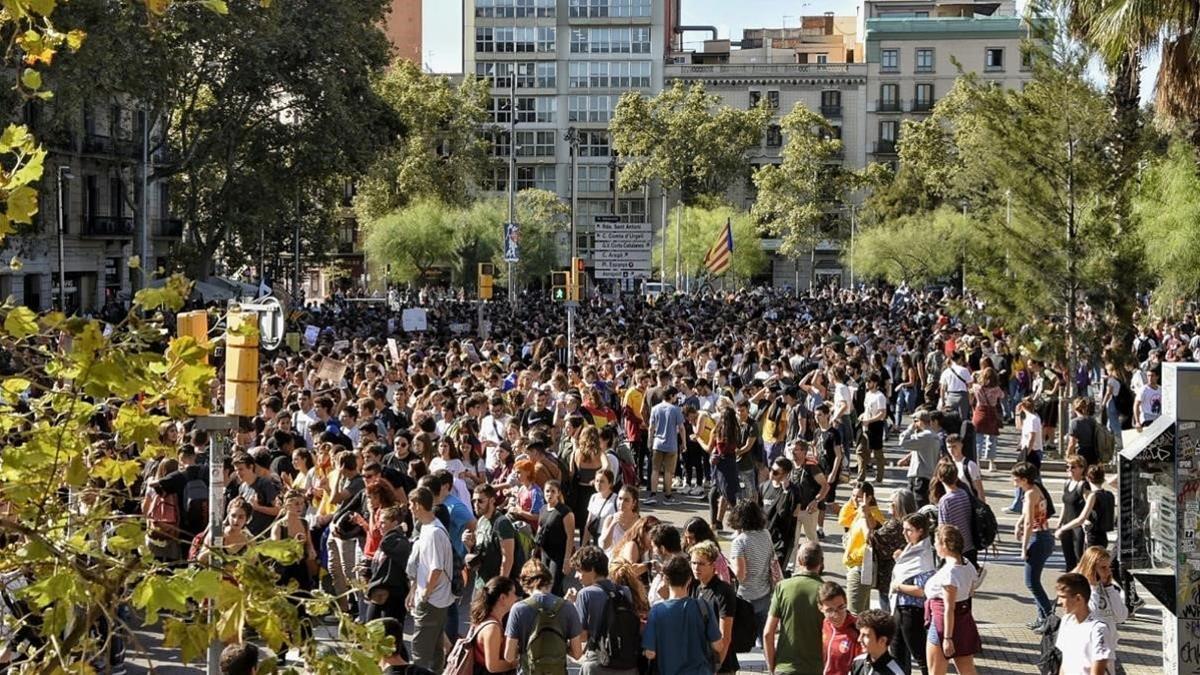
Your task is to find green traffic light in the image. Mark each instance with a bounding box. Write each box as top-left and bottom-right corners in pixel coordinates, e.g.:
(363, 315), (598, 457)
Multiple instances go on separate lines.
(553, 287), (565, 301)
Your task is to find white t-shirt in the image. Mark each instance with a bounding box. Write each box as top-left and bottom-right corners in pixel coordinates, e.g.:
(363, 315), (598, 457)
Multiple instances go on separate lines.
(955, 457), (982, 489)
(430, 458), (473, 505)
(407, 519), (455, 608)
(864, 390), (888, 420)
(940, 365), (972, 393)
(1138, 386), (1162, 423)
(923, 560), (977, 602)
(587, 491), (618, 525)
(1055, 612), (1114, 675)
(833, 383), (853, 416)
(1021, 413), (1044, 452)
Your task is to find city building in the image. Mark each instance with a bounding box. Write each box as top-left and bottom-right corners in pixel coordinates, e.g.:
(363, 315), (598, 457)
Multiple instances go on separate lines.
(462, 0), (676, 266)
(0, 101), (179, 314)
(862, 0), (1034, 171)
(384, 0), (423, 63)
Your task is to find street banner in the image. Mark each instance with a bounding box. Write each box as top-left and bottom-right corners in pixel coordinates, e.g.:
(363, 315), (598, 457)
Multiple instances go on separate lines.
(402, 308), (428, 332)
(504, 222), (520, 263)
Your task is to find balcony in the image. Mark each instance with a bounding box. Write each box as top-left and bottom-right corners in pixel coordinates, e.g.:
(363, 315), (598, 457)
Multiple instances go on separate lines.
(153, 217), (183, 239)
(911, 98), (936, 113)
(83, 133), (138, 158)
(873, 140), (898, 155)
(820, 104), (842, 118)
(81, 215), (135, 238)
(876, 99), (902, 113)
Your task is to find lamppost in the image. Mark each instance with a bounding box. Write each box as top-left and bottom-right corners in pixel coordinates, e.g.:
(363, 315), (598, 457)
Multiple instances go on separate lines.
(56, 166), (74, 312)
(507, 72), (519, 311)
(846, 203), (858, 288)
(960, 198), (968, 295)
(564, 126), (580, 368)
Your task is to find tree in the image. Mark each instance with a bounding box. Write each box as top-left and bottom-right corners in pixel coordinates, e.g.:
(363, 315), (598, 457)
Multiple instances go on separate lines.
(752, 103), (889, 281)
(362, 199), (459, 285)
(45, 0), (400, 280)
(353, 61), (493, 223)
(850, 207), (973, 285)
(1133, 140), (1200, 313)
(653, 203), (767, 283)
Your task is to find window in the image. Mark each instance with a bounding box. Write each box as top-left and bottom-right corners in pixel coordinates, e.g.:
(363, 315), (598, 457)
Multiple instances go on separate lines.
(569, 95), (618, 122)
(579, 165), (613, 193)
(513, 97), (557, 123)
(578, 130), (612, 156)
(476, 26), (556, 53)
(477, 0), (555, 18)
(765, 124), (783, 148)
(815, 53), (828, 64)
(749, 90), (762, 108)
(487, 97), (512, 123)
(568, 61), (652, 88)
(881, 48), (899, 72)
(478, 62), (555, 89)
(569, 0), (652, 17)
(880, 120), (898, 142)
(915, 48), (934, 72)
(985, 47), (1004, 71)
(914, 83), (934, 110)
(488, 130), (511, 157)
(484, 166), (509, 192)
(878, 84), (899, 111)
(570, 27), (651, 53)
(766, 91), (780, 109)
(517, 165), (556, 191)
(820, 90), (842, 117)
(110, 176), (125, 216)
(914, 11), (928, 17)
(515, 130), (556, 157)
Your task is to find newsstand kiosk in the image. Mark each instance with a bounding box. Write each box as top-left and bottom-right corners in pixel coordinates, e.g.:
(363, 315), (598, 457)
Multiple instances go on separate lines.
(1119, 362), (1200, 673)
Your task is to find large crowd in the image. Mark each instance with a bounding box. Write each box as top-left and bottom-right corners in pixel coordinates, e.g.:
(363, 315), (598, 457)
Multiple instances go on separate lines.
(5, 283), (1180, 675)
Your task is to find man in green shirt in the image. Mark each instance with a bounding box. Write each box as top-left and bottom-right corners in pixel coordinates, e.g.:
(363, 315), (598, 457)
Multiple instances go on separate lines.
(467, 484), (518, 589)
(764, 542), (825, 675)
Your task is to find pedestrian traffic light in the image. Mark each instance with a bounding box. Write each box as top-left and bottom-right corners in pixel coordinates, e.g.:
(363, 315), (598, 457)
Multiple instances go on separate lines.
(570, 257), (586, 302)
(551, 271), (569, 302)
(477, 262), (494, 301)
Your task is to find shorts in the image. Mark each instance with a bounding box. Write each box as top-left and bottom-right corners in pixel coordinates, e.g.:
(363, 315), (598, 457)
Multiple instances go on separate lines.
(819, 484), (838, 510)
(651, 450), (679, 484)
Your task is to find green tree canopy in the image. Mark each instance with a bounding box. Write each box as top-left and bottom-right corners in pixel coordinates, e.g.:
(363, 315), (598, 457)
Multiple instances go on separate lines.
(1133, 140), (1200, 314)
(850, 206), (973, 285)
(363, 199), (459, 285)
(653, 203), (768, 282)
(610, 81), (772, 203)
(353, 61), (493, 223)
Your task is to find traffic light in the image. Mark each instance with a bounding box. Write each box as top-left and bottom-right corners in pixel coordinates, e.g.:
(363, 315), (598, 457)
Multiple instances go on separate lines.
(477, 262), (494, 300)
(224, 310), (259, 417)
(570, 257), (586, 301)
(551, 271), (569, 302)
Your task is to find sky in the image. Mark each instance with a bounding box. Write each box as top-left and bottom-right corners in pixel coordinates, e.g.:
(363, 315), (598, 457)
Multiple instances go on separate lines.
(421, 0), (1158, 101)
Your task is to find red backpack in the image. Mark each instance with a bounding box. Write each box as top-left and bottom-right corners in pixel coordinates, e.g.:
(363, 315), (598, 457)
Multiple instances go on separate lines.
(143, 491), (180, 540)
(442, 619), (494, 675)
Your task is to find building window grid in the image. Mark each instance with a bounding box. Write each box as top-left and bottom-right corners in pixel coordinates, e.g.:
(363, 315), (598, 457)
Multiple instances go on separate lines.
(568, 61), (651, 88)
(514, 96), (557, 123)
(915, 48), (934, 73)
(476, 0), (556, 18)
(881, 48), (899, 72)
(578, 130), (612, 156)
(476, 62), (556, 89)
(516, 165), (556, 191)
(578, 165), (613, 192)
(515, 130), (556, 157)
(568, 0), (652, 18)
(879, 84), (899, 111)
(765, 124), (783, 148)
(475, 26), (556, 53)
(766, 90), (780, 109)
(914, 83), (934, 110)
(569, 27), (651, 54)
(568, 95), (617, 123)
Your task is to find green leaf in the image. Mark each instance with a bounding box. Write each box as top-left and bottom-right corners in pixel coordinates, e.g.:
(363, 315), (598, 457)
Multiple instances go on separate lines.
(66, 29), (85, 50)
(4, 306), (38, 338)
(7, 185), (40, 224)
(20, 69), (41, 90)
(201, 0), (229, 13)
(0, 377), (30, 400)
(25, 0), (57, 15)
(10, 146), (45, 188)
(253, 538), (301, 564)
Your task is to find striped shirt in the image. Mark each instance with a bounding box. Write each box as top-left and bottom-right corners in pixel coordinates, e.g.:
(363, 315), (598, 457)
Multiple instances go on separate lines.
(938, 489), (975, 553)
(730, 529), (774, 601)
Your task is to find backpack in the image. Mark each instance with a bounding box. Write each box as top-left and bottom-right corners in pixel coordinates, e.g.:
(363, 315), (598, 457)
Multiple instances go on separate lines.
(1095, 423), (1116, 464)
(143, 490), (180, 539)
(617, 458), (638, 491)
(523, 597), (568, 675)
(183, 476), (209, 532)
(1037, 613), (1063, 675)
(728, 593), (758, 653)
(966, 486), (998, 551)
(591, 587), (642, 669)
(1090, 488), (1116, 534)
(443, 619), (492, 675)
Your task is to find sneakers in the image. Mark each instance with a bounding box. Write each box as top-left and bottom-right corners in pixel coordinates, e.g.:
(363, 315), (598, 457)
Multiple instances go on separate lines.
(642, 493), (658, 505)
(672, 477), (684, 489)
(1026, 617), (1045, 631)
(817, 528), (826, 540)
(663, 493), (674, 504)
(972, 564), (988, 591)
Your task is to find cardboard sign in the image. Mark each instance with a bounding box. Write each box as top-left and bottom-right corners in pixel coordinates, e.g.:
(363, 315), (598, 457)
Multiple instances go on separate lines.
(387, 338), (401, 364)
(402, 308), (427, 332)
(304, 324), (320, 346)
(449, 322), (471, 334)
(285, 332), (301, 352)
(696, 413), (716, 447)
(332, 339), (350, 352)
(315, 357), (348, 385)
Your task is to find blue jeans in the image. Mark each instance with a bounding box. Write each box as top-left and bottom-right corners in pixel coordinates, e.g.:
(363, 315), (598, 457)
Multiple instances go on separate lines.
(894, 386), (917, 426)
(1007, 380), (1023, 419)
(1106, 399), (1122, 439)
(975, 433), (997, 462)
(1024, 530), (1055, 619)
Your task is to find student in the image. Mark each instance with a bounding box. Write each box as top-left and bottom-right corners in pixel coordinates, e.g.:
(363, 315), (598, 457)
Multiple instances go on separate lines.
(219, 643), (259, 675)
(642, 554), (722, 675)
(378, 617), (437, 675)
(764, 542), (826, 675)
(504, 559), (584, 675)
(567, 545), (637, 675)
(405, 486), (455, 671)
(1054, 573), (1114, 675)
(689, 540), (739, 674)
(850, 609), (906, 675)
(819, 582), (861, 675)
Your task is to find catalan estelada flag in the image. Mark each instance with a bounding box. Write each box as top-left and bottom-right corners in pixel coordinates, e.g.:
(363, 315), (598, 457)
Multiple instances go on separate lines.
(703, 218), (734, 276)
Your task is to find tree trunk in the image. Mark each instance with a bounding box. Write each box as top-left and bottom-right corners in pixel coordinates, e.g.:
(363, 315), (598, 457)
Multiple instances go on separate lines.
(1104, 50), (1143, 363)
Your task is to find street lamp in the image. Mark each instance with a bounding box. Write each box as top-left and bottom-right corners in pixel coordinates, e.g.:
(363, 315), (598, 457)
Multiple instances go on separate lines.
(56, 166), (74, 312)
(563, 126), (581, 368)
(959, 198), (968, 295)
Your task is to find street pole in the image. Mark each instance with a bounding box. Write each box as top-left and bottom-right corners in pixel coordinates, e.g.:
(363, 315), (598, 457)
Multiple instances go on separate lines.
(660, 188), (668, 285)
(848, 205), (857, 288)
(960, 200), (968, 295)
(507, 74), (518, 313)
(140, 106), (150, 291)
(674, 199), (682, 292)
(293, 190), (301, 299)
(566, 126), (579, 368)
(56, 166), (72, 312)
(198, 415), (234, 675)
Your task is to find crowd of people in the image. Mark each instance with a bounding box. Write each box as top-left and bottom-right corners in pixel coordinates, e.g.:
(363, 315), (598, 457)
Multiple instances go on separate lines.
(5, 283), (1178, 675)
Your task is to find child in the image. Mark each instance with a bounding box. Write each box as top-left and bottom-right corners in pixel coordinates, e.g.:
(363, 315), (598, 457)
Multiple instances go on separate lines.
(850, 609), (905, 674)
(819, 581), (861, 675)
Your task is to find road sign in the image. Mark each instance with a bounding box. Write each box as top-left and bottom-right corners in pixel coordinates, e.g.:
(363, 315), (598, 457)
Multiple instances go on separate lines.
(594, 230), (654, 246)
(594, 268), (652, 280)
(503, 222), (520, 263)
(593, 249), (653, 263)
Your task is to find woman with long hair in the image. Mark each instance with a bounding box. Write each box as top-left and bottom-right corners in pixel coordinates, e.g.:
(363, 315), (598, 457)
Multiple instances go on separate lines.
(468, 576), (519, 675)
(611, 515), (660, 583)
(536, 480), (576, 596)
(702, 407), (741, 532)
(729, 499), (775, 642)
(924, 525), (980, 675)
(970, 367), (1005, 472)
(681, 516), (732, 584)
(1013, 461), (1055, 630)
(838, 481), (885, 613)
(584, 469), (617, 548)
(889, 513), (936, 675)
(599, 485), (640, 560)
(872, 488), (917, 613)
(509, 459), (545, 528)
(1073, 546), (1128, 672)
(570, 426), (606, 542)
(1055, 455), (1090, 572)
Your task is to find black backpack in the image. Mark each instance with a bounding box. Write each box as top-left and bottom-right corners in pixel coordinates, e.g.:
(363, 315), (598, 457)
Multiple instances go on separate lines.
(966, 486), (999, 551)
(1037, 613), (1062, 675)
(591, 587), (642, 670)
(729, 594), (758, 653)
(1090, 489), (1116, 534)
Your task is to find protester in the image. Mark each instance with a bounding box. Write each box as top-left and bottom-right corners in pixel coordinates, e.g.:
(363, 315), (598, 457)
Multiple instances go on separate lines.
(1012, 462), (1055, 630)
(467, 577), (519, 675)
(764, 542), (825, 675)
(568, 546), (638, 675)
(1073, 546), (1127, 674)
(1056, 455), (1091, 572)
(923, 525), (980, 675)
(688, 540), (739, 674)
(406, 486), (455, 671)
(895, 412), (940, 509)
(888, 514), (936, 675)
(838, 482), (885, 614)
(1054, 573), (1114, 675)
(535, 480), (575, 596)
(503, 559), (584, 675)
(642, 554), (722, 675)
(819, 581), (862, 675)
(219, 643), (260, 675)
(851, 609), (906, 675)
(729, 499), (775, 639)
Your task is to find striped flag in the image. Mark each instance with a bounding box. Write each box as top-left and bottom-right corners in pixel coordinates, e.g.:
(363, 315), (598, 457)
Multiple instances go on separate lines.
(703, 218), (734, 276)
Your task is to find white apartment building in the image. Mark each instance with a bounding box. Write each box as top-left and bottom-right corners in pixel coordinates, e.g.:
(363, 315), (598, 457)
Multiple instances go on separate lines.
(463, 0), (676, 264)
(863, 0), (1035, 169)
(0, 101), (178, 314)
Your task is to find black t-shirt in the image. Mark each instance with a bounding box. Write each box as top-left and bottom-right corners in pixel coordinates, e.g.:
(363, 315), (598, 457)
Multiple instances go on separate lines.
(692, 577), (739, 673)
(790, 462), (824, 509)
(736, 420), (759, 471)
(761, 481), (798, 546)
(380, 406), (412, 433)
(521, 408), (555, 432)
(1068, 416), (1099, 465)
(816, 426), (842, 479)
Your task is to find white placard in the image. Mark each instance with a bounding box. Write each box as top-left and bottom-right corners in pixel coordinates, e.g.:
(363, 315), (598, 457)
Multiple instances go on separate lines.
(595, 231), (654, 247)
(304, 324), (320, 346)
(594, 249), (653, 263)
(592, 220), (651, 232)
(449, 322), (471, 334)
(594, 268), (653, 280)
(402, 308), (428, 332)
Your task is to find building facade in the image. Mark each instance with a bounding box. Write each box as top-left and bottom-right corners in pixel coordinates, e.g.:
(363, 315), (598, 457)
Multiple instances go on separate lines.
(385, 0), (423, 63)
(0, 101), (179, 314)
(463, 0), (676, 265)
(863, 0), (1033, 170)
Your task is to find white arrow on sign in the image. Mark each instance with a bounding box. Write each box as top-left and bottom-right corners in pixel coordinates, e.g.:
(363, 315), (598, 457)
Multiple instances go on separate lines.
(592, 221), (652, 232)
(595, 268), (652, 279)
(594, 260), (650, 271)
(595, 232), (654, 246)
(594, 249), (653, 263)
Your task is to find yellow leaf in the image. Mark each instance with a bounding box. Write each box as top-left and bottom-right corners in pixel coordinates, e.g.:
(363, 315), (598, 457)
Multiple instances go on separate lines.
(7, 185), (40, 225)
(4, 306), (38, 338)
(145, 0), (170, 15)
(128, 255), (141, 270)
(20, 69), (41, 91)
(66, 30), (85, 51)
(10, 145), (46, 187)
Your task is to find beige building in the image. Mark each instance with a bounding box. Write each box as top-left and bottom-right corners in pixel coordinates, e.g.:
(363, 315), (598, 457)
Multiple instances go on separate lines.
(863, 0), (1034, 170)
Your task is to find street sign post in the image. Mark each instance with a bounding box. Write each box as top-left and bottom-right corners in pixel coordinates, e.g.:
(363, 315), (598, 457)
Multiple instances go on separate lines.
(594, 217), (652, 286)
